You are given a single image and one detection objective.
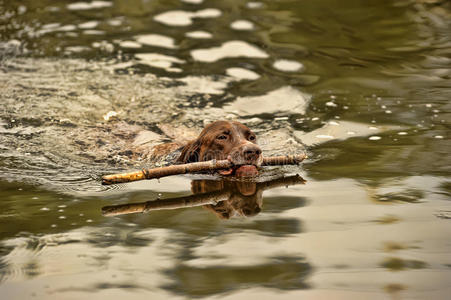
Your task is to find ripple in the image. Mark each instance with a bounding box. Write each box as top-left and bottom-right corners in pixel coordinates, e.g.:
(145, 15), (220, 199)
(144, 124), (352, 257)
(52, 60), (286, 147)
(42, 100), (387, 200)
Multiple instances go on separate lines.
(57, 25), (77, 32)
(36, 25), (60, 35)
(107, 18), (122, 26)
(92, 41), (114, 52)
(82, 30), (105, 35)
(41, 23), (60, 30)
(1, 57), (195, 191)
(191, 40), (268, 62)
(135, 34), (177, 49)
(315, 135), (334, 139)
(185, 31), (212, 39)
(230, 20), (254, 31)
(64, 46), (90, 54)
(273, 59), (304, 72)
(225, 86), (309, 116)
(178, 76), (228, 95)
(118, 41), (142, 49)
(0, 236), (49, 281)
(380, 257), (427, 271)
(154, 11), (192, 26)
(193, 8), (222, 18)
(67, 1), (112, 11)
(247, 2), (263, 9)
(294, 121), (400, 147)
(154, 8), (221, 27)
(226, 67), (260, 80)
(180, 0), (203, 3)
(78, 21), (99, 29)
(135, 53), (185, 72)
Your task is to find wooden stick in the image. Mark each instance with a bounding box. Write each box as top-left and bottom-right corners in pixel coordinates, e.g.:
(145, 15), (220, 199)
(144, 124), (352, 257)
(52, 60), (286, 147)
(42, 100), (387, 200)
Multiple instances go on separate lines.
(102, 153), (306, 185)
(102, 175), (305, 216)
(261, 155), (306, 166)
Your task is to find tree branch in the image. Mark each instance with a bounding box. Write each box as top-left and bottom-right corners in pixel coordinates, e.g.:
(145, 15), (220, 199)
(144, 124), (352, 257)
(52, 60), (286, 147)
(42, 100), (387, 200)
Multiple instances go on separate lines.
(101, 153), (306, 185)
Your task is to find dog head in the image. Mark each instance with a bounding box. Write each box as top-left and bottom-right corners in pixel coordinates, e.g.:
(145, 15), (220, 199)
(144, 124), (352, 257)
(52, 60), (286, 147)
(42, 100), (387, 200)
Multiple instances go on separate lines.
(177, 121), (262, 176)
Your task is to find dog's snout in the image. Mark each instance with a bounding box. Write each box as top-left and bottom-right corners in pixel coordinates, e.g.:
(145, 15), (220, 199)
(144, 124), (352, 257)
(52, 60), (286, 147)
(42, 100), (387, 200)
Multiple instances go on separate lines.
(228, 142), (262, 166)
(242, 144), (262, 163)
(243, 145), (261, 156)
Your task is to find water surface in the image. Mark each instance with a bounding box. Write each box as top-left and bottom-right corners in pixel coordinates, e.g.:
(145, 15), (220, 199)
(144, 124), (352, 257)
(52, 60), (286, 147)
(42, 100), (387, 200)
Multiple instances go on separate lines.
(1, 0), (450, 299)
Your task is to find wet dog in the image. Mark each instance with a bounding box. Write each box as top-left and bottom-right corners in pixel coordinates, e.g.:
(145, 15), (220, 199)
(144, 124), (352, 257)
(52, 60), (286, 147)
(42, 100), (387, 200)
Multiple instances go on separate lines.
(176, 120), (263, 176)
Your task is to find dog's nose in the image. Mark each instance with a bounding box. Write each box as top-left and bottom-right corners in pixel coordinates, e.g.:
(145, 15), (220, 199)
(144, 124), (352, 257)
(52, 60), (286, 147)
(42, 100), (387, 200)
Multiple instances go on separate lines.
(229, 143), (262, 166)
(242, 144), (262, 157)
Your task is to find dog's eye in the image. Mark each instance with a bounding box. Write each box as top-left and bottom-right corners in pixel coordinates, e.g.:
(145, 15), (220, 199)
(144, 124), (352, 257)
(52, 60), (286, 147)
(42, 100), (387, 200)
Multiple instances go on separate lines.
(217, 135), (227, 140)
(249, 135), (256, 141)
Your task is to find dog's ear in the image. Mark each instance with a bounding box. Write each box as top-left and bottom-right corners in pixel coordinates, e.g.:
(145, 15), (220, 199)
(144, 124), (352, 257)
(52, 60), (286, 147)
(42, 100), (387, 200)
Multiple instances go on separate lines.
(177, 139), (201, 163)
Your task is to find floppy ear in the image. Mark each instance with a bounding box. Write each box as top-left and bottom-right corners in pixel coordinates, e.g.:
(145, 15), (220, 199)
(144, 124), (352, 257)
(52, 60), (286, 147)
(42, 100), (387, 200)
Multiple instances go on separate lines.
(176, 139), (201, 163)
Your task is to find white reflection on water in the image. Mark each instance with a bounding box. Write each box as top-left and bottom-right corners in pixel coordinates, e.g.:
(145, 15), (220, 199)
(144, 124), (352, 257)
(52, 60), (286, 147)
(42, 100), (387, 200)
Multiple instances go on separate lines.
(64, 46), (90, 54)
(154, 8), (221, 27)
(135, 53), (185, 72)
(82, 30), (105, 35)
(180, 0), (203, 4)
(273, 59), (304, 72)
(191, 40), (269, 62)
(185, 31), (212, 39)
(67, 1), (112, 11)
(295, 121), (403, 147)
(230, 20), (255, 31)
(56, 25), (77, 32)
(78, 21), (99, 29)
(135, 34), (177, 49)
(224, 86), (309, 116)
(226, 67), (260, 81)
(177, 76), (229, 95)
(247, 2), (263, 9)
(118, 41), (142, 49)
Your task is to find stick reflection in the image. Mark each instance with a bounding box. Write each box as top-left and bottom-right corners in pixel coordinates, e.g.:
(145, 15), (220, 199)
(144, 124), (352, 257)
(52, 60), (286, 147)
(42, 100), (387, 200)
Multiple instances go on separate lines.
(102, 175), (306, 219)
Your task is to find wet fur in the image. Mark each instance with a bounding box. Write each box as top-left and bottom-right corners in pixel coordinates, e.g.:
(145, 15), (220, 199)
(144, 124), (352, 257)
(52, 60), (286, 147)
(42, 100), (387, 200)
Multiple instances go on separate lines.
(176, 120), (262, 166)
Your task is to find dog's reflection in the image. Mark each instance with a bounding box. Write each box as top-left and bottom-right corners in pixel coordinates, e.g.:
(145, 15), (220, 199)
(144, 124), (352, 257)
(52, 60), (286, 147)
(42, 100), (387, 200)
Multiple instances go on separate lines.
(102, 175), (305, 219)
(193, 180), (264, 219)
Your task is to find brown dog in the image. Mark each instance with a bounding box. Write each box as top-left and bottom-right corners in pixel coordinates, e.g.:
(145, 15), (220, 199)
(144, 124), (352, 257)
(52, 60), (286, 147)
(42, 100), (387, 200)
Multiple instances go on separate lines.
(176, 121), (263, 176)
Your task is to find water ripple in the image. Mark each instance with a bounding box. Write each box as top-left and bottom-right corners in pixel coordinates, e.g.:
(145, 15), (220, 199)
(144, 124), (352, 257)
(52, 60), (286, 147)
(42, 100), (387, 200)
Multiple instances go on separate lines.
(67, 1), (112, 11)
(191, 40), (269, 62)
(154, 8), (221, 27)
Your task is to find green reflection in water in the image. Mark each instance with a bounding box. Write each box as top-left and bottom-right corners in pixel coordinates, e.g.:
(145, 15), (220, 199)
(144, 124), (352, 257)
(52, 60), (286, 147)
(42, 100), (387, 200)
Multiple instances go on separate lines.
(163, 256), (311, 297)
(380, 257), (428, 271)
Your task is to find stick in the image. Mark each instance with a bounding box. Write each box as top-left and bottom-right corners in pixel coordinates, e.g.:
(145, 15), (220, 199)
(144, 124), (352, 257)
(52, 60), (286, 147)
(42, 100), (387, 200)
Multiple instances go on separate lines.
(101, 153), (306, 185)
(102, 175), (305, 216)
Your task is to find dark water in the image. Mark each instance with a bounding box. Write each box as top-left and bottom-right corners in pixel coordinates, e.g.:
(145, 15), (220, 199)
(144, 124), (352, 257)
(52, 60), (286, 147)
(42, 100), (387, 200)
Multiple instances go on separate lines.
(1, 0), (450, 299)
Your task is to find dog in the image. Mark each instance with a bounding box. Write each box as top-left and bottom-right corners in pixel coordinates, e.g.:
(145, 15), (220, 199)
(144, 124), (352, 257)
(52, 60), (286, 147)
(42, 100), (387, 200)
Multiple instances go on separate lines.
(175, 120), (263, 177)
(174, 121), (264, 217)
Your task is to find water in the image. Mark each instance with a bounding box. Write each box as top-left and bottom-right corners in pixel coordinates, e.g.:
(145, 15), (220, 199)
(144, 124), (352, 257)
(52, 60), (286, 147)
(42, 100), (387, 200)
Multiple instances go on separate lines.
(1, 0), (450, 299)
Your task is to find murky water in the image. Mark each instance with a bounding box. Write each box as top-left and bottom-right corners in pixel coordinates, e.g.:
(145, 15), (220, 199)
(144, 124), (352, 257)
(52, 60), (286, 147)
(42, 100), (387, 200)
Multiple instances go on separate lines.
(1, 0), (450, 299)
